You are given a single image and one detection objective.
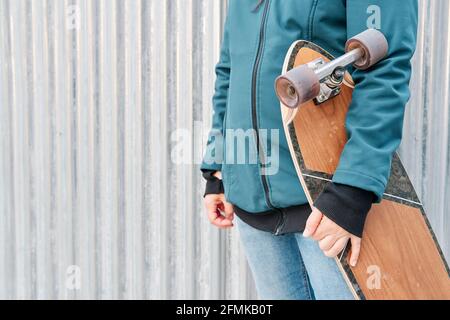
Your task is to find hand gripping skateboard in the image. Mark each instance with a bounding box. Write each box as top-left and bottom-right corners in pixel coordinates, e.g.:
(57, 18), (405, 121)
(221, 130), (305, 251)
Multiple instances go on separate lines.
(275, 29), (450, 300)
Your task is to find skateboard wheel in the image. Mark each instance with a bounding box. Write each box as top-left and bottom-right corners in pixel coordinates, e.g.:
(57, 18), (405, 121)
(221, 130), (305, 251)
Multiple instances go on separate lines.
(275, 65), (320, 108)
(345, 29), (388, 70)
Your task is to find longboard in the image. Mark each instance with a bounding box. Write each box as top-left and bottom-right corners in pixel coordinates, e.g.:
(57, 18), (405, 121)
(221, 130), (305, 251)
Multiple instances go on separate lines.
(278, 38), (450, 300)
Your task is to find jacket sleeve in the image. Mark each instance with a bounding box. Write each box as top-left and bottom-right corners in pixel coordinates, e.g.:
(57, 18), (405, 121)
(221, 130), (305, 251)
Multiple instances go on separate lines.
(200, 12), (231, 172)
(332, 0), (418, 202)
(202, 170), (225, 197)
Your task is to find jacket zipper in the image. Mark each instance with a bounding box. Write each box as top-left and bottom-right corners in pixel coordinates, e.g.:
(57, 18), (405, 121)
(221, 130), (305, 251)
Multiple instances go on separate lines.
(275, 210), (287, 236)
(252, 0), (272, 209)
(252, 0), (286, 235)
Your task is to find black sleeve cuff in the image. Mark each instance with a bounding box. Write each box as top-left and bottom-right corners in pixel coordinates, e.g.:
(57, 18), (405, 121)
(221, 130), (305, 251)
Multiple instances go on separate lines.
(314, 183), (376, 238)
(201, 170), (224, 197)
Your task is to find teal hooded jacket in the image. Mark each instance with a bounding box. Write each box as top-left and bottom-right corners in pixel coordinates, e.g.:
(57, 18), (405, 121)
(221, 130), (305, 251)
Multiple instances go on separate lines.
(202, 0), (418, 217)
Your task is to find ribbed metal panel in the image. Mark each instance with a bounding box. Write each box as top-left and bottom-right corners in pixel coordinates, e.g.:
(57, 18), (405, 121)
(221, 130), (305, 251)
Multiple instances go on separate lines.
(0, 0), (448, 300)
(401, 0), (450, 261)
(0, 0), (255, 300)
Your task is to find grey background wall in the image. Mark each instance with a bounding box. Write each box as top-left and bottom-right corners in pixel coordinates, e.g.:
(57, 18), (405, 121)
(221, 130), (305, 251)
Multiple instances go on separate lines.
(0, 0), (448, 300)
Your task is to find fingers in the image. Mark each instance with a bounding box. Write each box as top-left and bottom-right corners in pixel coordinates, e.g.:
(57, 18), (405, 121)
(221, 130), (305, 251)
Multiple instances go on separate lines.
(311, 216), (348, 241)
(303, 208), (323, 238)
(324, 236), (349, 258)
(208, 209), (233, 228)
(349, 236), (362, 267)
(205, 197), (219, 220)
(206, 200), (227, 227)
(318, 235), (336, 252)
(204, 194), (234, 229)
(310, 216), (333, 241)
(207, 210), (223, 225)
(223, 201), (235, 221)
(303, 210), (363, 262)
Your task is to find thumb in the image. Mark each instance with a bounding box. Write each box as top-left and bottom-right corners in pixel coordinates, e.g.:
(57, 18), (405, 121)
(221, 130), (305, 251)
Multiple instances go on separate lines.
(223, 200), (235, 220)
(303, 208), (323, 238)
(350, 236), (361, 267)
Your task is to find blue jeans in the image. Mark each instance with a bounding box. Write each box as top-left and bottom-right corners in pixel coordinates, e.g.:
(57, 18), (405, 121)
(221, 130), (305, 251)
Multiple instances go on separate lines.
(236, 217), (354, 300)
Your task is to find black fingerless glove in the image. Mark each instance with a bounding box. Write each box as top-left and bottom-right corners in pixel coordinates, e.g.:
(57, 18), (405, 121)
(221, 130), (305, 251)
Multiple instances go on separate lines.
(202, 170), (224, 197)
(314, 183), (376, 238)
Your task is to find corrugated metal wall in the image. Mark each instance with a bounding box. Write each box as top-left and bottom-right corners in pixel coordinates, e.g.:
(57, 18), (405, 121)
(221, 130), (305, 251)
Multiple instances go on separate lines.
(0, 0), (448, 300)
(402, 0), (450, 261)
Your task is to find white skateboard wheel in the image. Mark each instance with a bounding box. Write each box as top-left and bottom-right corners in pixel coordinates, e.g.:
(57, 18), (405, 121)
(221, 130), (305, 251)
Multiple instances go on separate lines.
(345, 29), (388, 70)
(275, 65), (320, 108)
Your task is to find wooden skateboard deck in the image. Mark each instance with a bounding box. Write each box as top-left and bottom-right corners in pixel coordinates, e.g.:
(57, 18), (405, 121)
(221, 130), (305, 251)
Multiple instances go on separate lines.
(280, 40), (450, 300)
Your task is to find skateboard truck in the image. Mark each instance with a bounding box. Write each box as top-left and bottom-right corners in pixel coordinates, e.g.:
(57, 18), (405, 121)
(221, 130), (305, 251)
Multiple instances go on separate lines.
(304, 58), (347, 104)
(275, 29), (389, 108)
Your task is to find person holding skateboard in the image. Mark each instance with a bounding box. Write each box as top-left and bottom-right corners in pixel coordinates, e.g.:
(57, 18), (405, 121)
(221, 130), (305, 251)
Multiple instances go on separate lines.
(202, 0), (417, 300)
